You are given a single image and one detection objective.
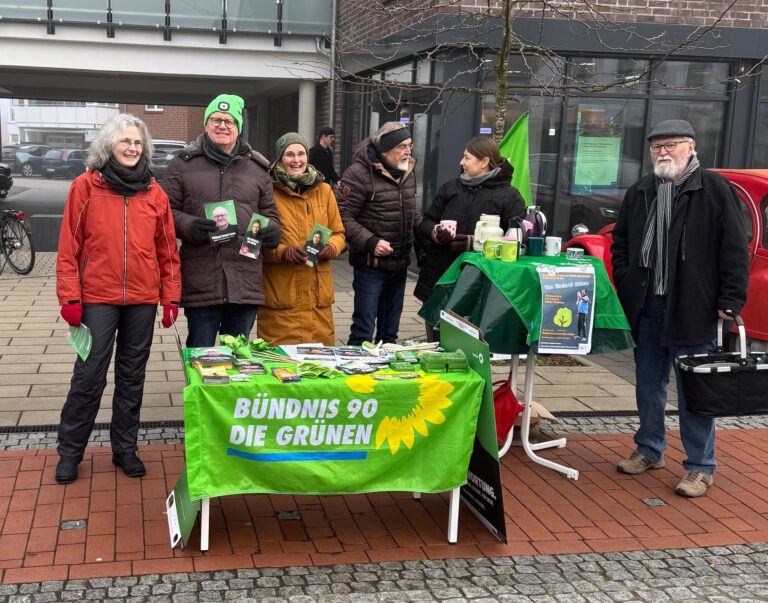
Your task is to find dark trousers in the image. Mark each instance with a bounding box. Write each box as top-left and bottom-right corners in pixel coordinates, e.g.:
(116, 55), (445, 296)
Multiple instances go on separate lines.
(58, 303), (157, 461)
(348, 266), (407, 345)
(578, 312), (587, 338)
(184, 303), (258, 347)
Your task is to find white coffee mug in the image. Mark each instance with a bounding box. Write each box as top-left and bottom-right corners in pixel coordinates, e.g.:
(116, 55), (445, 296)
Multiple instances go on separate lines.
(544, 236), (562, 256)
(440, 220), (457, 236)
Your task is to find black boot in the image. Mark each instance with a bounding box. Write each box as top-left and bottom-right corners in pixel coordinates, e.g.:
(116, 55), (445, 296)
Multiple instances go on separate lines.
(112, 452), (146, 478)
(55, 457), (79, 484)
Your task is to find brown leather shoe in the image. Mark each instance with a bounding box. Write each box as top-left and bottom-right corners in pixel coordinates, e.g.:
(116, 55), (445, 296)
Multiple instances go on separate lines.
(617, 451), (665, 475)
(675, 471), (713, 498)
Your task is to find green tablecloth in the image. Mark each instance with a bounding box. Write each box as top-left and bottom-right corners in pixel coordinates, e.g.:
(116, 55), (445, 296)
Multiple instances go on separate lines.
(183, 359), (485, 500)
(419, 253), (634, 355)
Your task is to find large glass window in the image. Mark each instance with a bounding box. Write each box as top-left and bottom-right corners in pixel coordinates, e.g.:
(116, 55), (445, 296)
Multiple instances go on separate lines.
(649, 100), (726, 169)
(480, 95), (563, 220)
(751, 68), (768, 168)
(651, 61), (729, 95)
(567, 58), (648, 95)
(557, 98), (646, 234)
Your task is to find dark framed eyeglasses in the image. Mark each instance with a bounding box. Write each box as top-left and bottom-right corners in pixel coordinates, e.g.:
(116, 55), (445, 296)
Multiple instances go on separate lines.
(209, 117), (236, 129)
(649, 140), (690, 153)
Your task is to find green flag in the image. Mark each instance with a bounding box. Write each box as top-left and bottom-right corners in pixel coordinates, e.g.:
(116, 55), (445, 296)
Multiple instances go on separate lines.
(498, 113), (533, 206)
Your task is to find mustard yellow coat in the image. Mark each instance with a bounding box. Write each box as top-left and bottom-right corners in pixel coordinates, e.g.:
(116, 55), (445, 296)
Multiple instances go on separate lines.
(257, 179), (345, 345)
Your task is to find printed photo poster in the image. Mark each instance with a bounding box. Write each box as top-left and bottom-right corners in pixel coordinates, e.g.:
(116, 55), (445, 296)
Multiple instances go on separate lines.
(240, 213), (270, 259)
(304, 224), (332, 267)
(204, 199), (238, 245)
(537, 263), (596, 354)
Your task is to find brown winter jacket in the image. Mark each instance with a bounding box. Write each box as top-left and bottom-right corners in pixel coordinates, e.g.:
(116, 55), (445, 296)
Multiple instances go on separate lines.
(336, 140), (420, 271)
(162, 135), (279, 307)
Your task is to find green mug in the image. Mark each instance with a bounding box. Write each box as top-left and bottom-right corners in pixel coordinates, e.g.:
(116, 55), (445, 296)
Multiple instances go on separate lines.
(499, 240), (519, 262)
(527, 236), (544, 257)
(482, 239), (502, 259)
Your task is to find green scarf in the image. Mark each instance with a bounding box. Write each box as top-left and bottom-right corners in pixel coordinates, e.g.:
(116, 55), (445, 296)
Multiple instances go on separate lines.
(274, 163), (320, 192)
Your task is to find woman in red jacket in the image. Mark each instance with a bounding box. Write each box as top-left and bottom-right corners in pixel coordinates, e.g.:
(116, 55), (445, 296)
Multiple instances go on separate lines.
(55, 114), (181, 485)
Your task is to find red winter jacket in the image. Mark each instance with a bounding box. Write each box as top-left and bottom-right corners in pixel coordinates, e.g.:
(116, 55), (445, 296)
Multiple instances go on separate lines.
(56, 170), (181, 306)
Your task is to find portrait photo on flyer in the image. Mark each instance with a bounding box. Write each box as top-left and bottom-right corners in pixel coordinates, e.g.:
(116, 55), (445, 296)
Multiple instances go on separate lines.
(304, 224), (332, 267)
(204, 200), (238, 245)
(240, 213), (270, 259)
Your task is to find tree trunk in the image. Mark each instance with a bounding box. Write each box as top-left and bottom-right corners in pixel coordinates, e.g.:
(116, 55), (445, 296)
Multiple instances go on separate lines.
(493, 0), (513, 141)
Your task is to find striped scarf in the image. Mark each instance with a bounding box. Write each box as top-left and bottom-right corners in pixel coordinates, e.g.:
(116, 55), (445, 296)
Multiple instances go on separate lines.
(640, 155), (700, 295)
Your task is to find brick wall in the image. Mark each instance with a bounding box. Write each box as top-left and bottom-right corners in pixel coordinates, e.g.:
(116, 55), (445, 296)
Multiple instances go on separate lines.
(337, 0), (768, 53)
(122, 104), (205, 143)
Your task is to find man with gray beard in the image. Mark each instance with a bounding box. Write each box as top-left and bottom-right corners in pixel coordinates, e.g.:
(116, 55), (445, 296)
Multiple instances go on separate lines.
(611, 119), (749, 498)
(337, 122), (421, 345)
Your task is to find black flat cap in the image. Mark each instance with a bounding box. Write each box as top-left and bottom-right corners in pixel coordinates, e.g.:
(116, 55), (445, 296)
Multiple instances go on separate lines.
(647, 119), (695, 141)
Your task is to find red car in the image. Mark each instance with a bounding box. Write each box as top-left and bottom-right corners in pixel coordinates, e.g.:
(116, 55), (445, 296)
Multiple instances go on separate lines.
(564, 169), (768, 350)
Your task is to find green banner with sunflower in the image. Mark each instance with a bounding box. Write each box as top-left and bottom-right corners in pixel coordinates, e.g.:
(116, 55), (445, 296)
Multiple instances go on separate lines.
(183, 369), (485, 500)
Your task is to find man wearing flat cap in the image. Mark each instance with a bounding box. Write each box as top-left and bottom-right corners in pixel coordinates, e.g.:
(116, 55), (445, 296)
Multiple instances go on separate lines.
(162, 93), (280, 347)
(337, 122), (421, 345)
(611, 119), (749, 498)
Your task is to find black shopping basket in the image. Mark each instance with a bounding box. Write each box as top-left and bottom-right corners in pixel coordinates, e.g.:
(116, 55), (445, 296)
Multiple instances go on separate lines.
(676, 315), (768, 418)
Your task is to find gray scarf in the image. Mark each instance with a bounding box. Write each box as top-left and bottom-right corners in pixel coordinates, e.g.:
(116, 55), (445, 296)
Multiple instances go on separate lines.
(640, 155), (700, 295)
(460, 166), (500, 187)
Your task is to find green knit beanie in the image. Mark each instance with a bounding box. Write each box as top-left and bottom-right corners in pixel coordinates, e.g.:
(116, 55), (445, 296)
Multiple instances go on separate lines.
(204, 94), (244, 133)
(274, 132), (309, 161)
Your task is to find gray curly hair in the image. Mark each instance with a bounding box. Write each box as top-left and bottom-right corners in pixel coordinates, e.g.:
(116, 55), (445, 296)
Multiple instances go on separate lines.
(86, 113), (154, 170)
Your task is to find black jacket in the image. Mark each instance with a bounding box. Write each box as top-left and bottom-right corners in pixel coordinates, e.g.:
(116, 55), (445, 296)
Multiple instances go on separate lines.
(414, 160), (526, 301)
(308, 145), (339, 185)
(336, 140), (420, 271)
(610, 167), (749, 346)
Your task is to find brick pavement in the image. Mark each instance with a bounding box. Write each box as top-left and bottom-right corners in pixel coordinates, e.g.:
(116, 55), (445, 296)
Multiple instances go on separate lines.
(0, 426), (766, 585)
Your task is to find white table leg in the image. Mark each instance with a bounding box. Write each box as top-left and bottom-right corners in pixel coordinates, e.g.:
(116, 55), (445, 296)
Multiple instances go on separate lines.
(411, 492), (421, 500)
(520, 353), (579, 480)
(200, 497), (210, 552)
(447, 487), (460, 543)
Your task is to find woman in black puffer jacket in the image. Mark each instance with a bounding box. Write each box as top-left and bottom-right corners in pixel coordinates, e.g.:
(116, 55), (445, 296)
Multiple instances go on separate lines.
(414, 137), (526, 309)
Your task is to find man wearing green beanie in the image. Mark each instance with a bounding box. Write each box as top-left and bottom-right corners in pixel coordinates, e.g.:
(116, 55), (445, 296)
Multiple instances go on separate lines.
(162, 93), (281, 347)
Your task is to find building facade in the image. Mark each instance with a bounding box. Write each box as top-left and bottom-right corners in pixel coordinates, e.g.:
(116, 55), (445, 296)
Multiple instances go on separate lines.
(335, 0), (768, 237)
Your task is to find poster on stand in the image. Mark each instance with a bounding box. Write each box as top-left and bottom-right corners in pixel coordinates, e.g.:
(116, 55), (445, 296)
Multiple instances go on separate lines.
(439, 311), (507, 543)
(166, 466), (200, 549)
(537, 264), (596, 354)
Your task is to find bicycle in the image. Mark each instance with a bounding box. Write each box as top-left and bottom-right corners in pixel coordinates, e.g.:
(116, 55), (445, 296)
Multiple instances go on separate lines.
(0, 209), (35, 275)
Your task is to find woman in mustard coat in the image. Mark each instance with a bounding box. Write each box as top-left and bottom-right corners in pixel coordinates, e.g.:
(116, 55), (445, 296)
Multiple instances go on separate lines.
(258, 132), (345, 345)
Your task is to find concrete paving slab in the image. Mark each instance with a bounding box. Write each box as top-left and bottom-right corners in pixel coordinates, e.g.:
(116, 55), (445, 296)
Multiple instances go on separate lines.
(0, 253), (647, 426)
(577, 396), (642, 411)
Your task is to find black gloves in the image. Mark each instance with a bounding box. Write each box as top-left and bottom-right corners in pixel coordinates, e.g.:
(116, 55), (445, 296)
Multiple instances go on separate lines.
(450, 234), (473, 252)
(282, 246), (308, 265)
(190, 218), (217, 243)
(258, 223), (281, 248)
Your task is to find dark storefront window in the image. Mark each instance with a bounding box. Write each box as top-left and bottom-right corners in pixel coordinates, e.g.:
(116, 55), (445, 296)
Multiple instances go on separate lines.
(649, 99), (726, 169)
(492, 57), (731, 237)
(651, 61), (729, 95)
(568, 57), (648, 95)
(344, 54), (732, 237)
(557, 98), (646, 234)
(751, 68), (768, 168)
